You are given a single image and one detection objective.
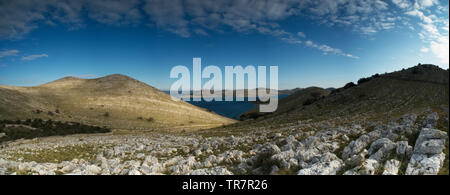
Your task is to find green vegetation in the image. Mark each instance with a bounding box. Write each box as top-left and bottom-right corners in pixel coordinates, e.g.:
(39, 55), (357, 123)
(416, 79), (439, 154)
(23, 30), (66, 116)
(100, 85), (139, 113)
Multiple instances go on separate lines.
(5, 145), (98, 163)
(0, 119), (110, 143)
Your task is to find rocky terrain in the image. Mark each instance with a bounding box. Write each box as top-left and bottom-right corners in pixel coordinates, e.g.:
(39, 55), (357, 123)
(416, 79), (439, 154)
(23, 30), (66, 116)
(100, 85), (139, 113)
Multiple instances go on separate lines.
(0, 64), (448, 175)
(0, 110), (447, 175)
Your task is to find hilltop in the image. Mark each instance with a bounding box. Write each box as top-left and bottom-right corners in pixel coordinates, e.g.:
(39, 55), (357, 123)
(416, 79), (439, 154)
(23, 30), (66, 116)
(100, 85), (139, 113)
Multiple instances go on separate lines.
(0, 74), (235, 131)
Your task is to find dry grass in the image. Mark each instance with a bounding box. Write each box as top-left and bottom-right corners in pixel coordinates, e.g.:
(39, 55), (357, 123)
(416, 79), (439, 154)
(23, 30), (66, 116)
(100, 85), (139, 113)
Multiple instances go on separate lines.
(0, 74), (235, 131)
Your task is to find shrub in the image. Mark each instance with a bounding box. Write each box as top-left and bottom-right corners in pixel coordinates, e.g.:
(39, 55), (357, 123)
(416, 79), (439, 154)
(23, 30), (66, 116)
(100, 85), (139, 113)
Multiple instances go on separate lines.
(137, 116), (143, 120)
(303, 98), (317, 106)
(0, 119), (111, 144)
(55, 109), (60, 114)
(48, 111), (54, 116)
(343, 82), (356, 89)
(330, 88), (341, 95)
(357, 77), (371, 85)
(310, 92), (322, 99)
(411, 66), (422, 74)
(104, 112), (110, 117)
(147, 117), (154, 122)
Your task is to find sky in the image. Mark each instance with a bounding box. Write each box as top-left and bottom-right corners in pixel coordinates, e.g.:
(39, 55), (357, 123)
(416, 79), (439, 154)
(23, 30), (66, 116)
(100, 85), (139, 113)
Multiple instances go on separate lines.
(0, 0), (448, 90)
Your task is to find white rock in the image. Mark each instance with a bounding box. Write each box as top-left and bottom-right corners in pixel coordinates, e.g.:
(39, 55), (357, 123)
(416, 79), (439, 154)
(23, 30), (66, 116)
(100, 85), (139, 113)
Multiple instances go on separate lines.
(189, 167), (233, 175)
(85, 165), (102, 175)
(405, 128), (447, 175)
(406, 153), (445, 175)
(297, 153), (343, 175)
(359, 159), (379, 175)
(298, 160), (343, 175)
(382, 159), (400, 175)
(128, 168), (142, 175)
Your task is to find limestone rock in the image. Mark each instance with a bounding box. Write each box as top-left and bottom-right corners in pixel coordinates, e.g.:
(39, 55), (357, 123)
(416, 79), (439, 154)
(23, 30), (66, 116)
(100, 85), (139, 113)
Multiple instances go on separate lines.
(382, 159), (400, 175)
(297, 152), (343, 175)
(189, 167), (233, 175)
(406, 128), (447, 175)
(422, 112), (439, 128)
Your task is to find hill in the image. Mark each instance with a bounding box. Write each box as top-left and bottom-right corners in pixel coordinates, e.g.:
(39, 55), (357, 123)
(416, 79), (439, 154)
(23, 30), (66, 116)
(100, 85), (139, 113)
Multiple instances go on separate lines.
(201, 64), (449, 135)
(259, 64), (448, 126)
(0, 74), (235, 131)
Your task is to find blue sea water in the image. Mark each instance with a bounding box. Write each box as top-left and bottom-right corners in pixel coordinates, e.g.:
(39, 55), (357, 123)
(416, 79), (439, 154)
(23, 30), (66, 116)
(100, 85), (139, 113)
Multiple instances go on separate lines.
(186, 94), (289, 120)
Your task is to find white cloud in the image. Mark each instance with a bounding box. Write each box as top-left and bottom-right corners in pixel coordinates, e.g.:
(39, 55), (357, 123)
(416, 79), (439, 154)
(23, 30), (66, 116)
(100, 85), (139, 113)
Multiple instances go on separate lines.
(194, 28), (208, 36)
(392, 0), (412, 9)
(22, 54), (48, 61)
(361, 26), (377, 35)
(398, 1), (448, 67)
(0, 49), (19, 67)
(406, 10), (433, 23)
(415, 0), (439, 9)
(297, 32), (306, 38)
(143, 0), (190, 37)
(303, 40), (359, 59)
(420, 47), (429, 53)
(0, 0), (85, 39)
(0, 50), (19, 58)
(87, 0), (141, 25)
(430, 36), (449, 66)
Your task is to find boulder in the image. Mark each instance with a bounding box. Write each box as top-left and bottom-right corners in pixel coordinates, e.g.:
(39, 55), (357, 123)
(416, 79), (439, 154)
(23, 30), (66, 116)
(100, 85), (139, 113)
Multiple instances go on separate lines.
(359, 159), (379, 175)
(253, 143), (281, 167)
(382, 159), (400, 175)
(85, 165), (102, 175)
(296, 148), (321, 168)
(396, 141), (413, 159)
(297, 153), (343, 175)
(341, 135), (371, 160)
(367, 138), (396, 162)
(422, 112), (439, 128)
(271, 150), (297, 169)
(344, 149), (368, 167)
(406, 153), (445, 175)
(406, 128), (447, 175)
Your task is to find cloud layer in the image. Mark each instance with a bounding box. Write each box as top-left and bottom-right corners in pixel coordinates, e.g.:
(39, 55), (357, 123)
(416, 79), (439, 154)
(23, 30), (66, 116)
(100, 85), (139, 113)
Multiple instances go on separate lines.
(0, 0), (448, 62)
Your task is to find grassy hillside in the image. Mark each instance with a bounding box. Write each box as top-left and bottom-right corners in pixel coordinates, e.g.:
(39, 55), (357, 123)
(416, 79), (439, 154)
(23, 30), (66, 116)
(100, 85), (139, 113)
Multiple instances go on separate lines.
(201, 64), (449, 136)
(240, 87), (331, 120)
(0, 74), (235, 131)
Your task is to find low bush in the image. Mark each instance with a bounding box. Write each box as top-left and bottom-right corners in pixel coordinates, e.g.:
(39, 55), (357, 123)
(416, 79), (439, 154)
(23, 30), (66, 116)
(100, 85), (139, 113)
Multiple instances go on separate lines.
(0, 119), (110, 143)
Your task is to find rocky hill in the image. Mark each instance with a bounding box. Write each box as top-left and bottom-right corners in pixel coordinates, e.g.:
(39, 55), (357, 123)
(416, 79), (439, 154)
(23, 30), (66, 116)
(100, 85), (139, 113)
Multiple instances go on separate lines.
(0, 74), (235, 131)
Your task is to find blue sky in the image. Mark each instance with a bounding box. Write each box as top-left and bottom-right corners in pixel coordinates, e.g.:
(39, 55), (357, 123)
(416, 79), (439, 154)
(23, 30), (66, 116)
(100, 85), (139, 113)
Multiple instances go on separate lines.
(0, 0), (448, 90)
